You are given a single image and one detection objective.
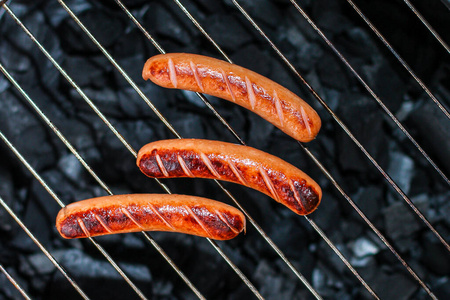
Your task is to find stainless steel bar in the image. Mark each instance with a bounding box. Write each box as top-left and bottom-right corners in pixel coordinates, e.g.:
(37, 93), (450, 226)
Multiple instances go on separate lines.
(0, 264), (32, 300)
(0, 192), (90, 300)
(402, 0), (450, 53)
(289, 0), (449, 186)
(0, 59), (205, 300)
(345, 0), (450, 120)
(232, 0), (450, 253)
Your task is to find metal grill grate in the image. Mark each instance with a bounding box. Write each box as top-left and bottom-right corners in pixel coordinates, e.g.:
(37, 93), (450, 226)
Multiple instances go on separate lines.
(0, 0), (448, 299)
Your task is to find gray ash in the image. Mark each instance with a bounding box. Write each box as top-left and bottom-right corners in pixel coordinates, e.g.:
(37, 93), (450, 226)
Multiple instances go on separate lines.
(0, 0), (449, 299)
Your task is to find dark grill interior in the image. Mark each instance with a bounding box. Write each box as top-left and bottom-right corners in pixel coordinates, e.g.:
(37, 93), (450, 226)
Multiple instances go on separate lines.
(0, 0), (449, 299)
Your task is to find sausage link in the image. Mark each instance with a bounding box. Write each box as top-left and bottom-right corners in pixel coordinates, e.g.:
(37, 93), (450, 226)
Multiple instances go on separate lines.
(56, 194), (246, 240)
(142, 53), (321, 142)
(137, 139), (322, 215)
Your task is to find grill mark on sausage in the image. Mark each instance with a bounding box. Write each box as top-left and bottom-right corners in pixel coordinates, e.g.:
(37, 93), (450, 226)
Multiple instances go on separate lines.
(121, 207), (145, 230)
(168, 58), (177, 88)
(147, 203), (176, 230)
(245, 76), (256, 110)
(190, 61), (204, 92)
(215, 209), (240, 234)
(155, 153), (169, 177)
(226, 157), (248, 186)
(273, 90), (284, 127)
(76, 217), (90, 238)
(222, 70), (236, 102)
(177, 155), (194, 177)
(184, 205), (212, 238)
(300, 106), (312, 137)
(289, 179), (305, 213)
(94, 213), (113, 233)
(200, 152), (221, 178)
(258, 166), (279, 202)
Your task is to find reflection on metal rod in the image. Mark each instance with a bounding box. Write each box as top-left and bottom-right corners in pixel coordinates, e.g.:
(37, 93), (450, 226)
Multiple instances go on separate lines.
(402, 0), (450, 53)
(0, 264), (32, 300)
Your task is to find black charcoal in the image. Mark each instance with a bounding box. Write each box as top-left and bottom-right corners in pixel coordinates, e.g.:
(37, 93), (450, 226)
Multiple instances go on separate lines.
(202, 14), (253, 51)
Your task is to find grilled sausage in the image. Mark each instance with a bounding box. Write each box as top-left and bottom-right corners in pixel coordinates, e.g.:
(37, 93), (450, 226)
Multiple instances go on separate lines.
(142, 53), (321, 142)
(56, 194), (246, 240)
(137, 139), (322, 215)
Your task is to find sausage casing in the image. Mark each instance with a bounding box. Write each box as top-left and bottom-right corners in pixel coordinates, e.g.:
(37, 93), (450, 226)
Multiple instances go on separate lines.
(56, 194), (246, 240)
(137, 139), (322, 215)
(142, 53), (321, 142)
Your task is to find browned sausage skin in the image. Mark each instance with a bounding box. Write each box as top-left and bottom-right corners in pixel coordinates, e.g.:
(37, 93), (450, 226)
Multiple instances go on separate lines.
(56, 194), (246, 240)
(142, 53), (321, 142)
(137, 139), (322, 215)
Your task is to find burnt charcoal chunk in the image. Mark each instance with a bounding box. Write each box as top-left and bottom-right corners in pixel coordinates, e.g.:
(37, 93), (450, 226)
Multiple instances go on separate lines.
(230, 44), (272, 78)
(142, 2), (196, 46)
(0, 91), (56, 171)
(421, 241), (450, 276)
(361, 270), (417, 300)
(316, 53), (351, 91)
(236, 0), (282, 29)
(336, 94), (388, 173)
(63, 55), (110, 88)
(405, 100), (450, 175)
(370, 61), (405, 113)
(0, 166), (16, 233)
(383, 196), (428, 251)
(202, 14), (253, 51)
(48, 249), (152, 299)
(58, 9), (125, 54)
(353, 186), (382, 220)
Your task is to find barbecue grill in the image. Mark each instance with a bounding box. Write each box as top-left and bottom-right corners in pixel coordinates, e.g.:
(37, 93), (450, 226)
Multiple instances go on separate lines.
(0, 0), (449, 299)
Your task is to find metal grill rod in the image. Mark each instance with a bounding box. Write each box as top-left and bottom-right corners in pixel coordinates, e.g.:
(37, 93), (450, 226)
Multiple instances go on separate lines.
(114, 1), (320, 299)
(116, 0), (379, 298)
(289, 0), (449, 186)
(0, 57), (205, 299)
(0, 191), (89, 299)
(0, 264), (32, 300)
(168, 0), (435, 297)
(346, 0), (450, 120)
(172, 0), (438, 294)
(232, 0), (450, 253)
(402, 0), (450, 53)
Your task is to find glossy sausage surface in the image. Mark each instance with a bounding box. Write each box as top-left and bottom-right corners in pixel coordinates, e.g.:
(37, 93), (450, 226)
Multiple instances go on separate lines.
(137, 139), (322, 215)
(56, 194), (245, 240)
(142, 53), (321, 142)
